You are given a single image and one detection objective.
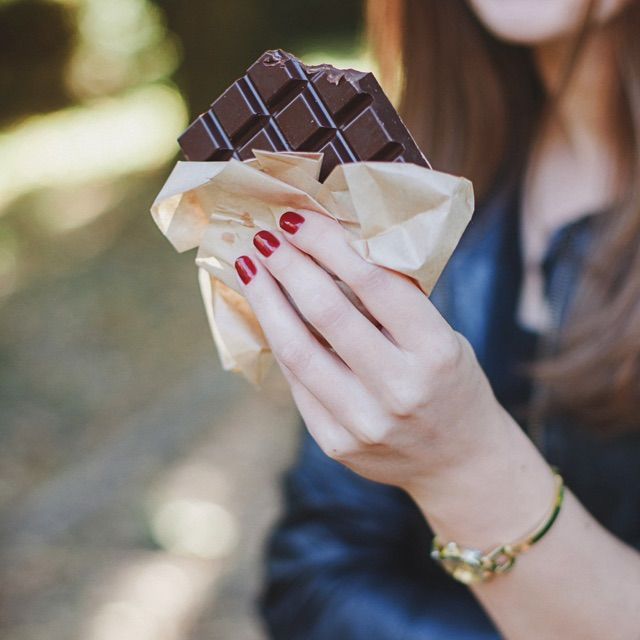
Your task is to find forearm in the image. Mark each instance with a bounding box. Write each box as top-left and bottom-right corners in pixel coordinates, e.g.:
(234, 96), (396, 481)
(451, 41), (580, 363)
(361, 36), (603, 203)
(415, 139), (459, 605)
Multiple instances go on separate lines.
(408, 408), (640, 640)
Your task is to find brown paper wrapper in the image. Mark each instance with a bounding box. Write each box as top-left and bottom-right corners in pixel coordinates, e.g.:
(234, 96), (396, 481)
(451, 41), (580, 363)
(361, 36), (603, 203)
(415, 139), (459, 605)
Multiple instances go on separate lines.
(151, 151), (474, 384)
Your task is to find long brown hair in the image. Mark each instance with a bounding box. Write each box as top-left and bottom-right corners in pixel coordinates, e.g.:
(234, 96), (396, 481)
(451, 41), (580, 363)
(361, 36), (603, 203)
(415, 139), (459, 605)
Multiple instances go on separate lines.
(367, 0), (640, 432)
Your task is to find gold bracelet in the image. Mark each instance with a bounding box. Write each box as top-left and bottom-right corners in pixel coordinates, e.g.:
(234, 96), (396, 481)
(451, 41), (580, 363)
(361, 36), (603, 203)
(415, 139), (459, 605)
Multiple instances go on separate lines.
(430, 469), (564, 585)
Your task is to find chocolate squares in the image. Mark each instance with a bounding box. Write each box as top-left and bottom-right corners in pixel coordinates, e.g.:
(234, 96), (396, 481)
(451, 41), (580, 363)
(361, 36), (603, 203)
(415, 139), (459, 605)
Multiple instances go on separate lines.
(178, 49), (429, 181)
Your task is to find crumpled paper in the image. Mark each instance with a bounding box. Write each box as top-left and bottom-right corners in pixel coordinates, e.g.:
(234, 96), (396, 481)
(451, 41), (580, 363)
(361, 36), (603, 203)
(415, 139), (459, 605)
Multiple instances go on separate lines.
(151, 151), (474, 384)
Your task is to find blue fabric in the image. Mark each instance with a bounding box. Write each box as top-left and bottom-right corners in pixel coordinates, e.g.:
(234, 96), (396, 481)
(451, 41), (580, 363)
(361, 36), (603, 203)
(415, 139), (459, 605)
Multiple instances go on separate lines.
(259, 183), (640, 638)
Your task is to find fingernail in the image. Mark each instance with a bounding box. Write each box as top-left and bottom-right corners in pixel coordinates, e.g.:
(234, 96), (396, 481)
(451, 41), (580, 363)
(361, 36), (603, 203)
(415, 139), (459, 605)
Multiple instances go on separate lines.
(235, 256), (257, 285)
(279, 211), (305, 234)
(253, 230), (280, 257)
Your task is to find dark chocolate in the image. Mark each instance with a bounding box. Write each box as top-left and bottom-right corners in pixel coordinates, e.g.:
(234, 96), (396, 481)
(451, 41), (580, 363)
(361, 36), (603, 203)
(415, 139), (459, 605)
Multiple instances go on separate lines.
(178, 49), (429, 181)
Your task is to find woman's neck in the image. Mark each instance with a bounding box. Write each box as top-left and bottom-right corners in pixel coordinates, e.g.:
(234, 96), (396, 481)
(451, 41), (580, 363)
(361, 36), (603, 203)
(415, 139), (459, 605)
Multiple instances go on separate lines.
(517, 27), (622, 333)
(523, 27), (622, 227)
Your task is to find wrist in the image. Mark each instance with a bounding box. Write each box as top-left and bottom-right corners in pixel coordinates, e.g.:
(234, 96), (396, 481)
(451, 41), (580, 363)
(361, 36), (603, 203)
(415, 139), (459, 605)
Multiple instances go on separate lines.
(405, 407), (557, 551)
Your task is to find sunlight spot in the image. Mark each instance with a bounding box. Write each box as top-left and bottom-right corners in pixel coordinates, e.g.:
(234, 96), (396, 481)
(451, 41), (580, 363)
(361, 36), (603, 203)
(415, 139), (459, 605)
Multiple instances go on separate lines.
(0, 83), (187, 212)
(84, 555), (221, 640)
(151, 499), (238, 560)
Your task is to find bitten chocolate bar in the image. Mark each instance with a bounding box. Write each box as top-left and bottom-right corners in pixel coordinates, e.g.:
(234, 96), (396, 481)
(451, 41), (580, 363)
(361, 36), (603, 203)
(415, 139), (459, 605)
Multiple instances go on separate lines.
(178, 49), (429, 180)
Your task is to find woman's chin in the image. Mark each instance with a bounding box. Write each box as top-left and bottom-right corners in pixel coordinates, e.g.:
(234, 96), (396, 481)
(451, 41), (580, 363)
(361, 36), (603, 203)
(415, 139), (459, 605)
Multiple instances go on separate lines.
(466, 0), (632, 46)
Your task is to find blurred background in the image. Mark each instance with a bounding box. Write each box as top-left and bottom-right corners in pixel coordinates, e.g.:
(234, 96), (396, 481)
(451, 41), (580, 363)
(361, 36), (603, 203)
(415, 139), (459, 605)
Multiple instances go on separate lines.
(0, 1), (368, 638)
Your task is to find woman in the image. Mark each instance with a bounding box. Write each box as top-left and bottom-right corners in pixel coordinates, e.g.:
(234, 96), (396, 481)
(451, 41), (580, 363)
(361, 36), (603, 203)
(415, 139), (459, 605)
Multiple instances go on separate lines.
(240, 0), (640, 637)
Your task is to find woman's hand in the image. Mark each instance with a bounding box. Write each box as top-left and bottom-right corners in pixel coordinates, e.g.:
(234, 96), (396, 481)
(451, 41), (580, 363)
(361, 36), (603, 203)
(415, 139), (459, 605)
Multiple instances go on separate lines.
(234, 209), (508, 496)
(234, 209), (640, 640)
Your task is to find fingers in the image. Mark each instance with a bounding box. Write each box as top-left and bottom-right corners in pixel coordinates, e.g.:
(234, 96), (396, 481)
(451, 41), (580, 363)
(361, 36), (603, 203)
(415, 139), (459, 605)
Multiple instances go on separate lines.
(250, 228), (405, 383)
(278, 362), (360, 459)
(234, 254), (383, 436)
(277, 209), (450, 350)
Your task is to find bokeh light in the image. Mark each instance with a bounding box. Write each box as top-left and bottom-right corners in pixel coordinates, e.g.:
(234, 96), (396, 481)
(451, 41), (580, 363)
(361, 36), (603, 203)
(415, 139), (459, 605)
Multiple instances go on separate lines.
(0, 84), (187, 211)
(151, 499), (238, 560)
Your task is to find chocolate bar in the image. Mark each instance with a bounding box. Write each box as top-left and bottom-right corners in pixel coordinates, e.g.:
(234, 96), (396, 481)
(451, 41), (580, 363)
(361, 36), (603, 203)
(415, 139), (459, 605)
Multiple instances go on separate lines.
(178, 49), (429, 180)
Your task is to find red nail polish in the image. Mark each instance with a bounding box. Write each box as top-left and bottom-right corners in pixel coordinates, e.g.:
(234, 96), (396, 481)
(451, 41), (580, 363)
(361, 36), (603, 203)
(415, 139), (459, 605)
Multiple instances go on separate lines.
(235, 256), (257, 285)
(253, 230), (280, 257)
(279, 211), (305, 234)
